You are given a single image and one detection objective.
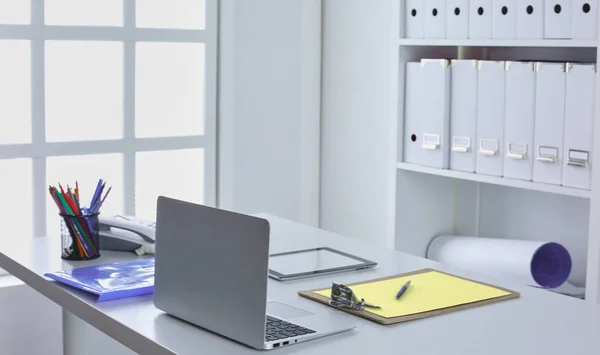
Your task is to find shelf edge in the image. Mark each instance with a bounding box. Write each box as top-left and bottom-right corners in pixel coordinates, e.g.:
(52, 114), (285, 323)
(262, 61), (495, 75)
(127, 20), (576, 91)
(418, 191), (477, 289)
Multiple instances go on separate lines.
(397, 38), (598, 48)
(396, 162), (592, 199)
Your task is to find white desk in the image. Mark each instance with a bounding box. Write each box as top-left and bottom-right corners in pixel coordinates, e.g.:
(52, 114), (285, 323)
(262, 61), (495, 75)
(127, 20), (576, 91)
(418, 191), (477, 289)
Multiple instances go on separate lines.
(1, 214), (600, 355)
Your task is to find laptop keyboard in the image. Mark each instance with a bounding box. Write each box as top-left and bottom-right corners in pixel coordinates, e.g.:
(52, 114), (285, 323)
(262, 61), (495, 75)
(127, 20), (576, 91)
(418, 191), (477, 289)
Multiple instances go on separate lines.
(265, 316), (316, 342)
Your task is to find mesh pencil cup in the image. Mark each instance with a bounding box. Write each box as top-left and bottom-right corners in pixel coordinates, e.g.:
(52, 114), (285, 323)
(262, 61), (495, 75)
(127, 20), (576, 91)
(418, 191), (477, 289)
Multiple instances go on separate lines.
(60, 213), (101, 260)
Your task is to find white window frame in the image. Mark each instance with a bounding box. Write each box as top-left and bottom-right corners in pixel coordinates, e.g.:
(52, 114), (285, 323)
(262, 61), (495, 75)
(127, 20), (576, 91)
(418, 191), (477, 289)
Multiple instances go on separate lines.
(0, 0), (218, 239)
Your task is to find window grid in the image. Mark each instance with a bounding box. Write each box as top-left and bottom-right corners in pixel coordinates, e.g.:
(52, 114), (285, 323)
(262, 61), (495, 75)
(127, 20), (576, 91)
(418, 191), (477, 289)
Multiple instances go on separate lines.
(123, 0), (137, 220)
(31, 0), (46, 239)
(0, 0), (217, 239)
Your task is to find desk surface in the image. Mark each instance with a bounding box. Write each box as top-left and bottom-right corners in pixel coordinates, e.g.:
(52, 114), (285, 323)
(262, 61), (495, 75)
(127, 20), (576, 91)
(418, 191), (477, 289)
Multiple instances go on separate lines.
(1, 214), (600, 355)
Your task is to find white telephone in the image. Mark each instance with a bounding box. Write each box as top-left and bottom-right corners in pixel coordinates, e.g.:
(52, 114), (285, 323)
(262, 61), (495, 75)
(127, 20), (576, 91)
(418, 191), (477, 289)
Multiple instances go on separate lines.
(98, 215), (156, 256)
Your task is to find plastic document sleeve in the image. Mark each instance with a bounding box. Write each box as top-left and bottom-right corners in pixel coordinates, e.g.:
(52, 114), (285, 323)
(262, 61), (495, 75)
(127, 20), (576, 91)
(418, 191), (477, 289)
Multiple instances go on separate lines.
(44, 258), (155, 302)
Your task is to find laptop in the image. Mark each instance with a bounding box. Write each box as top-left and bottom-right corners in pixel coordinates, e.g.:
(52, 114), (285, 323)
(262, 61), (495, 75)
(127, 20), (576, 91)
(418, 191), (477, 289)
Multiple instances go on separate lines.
(153, 196), (356, 350)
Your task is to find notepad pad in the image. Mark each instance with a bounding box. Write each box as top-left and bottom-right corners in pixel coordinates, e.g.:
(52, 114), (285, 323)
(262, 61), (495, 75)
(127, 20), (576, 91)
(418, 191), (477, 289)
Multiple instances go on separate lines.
(299, 268), (520, 325)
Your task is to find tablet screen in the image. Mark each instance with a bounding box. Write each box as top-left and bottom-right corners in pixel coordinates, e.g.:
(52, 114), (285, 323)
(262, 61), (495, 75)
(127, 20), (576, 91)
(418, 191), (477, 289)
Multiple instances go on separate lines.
(269, 248), (364, 276)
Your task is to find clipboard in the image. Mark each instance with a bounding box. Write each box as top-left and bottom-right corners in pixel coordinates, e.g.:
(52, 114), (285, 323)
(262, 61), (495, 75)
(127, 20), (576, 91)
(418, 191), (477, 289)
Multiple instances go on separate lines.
(298, 268), (520, 325)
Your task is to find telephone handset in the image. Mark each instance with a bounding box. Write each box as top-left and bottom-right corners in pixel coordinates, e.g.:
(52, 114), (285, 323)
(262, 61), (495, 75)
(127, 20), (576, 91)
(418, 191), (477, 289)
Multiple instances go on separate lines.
(98, 215), (156, 256)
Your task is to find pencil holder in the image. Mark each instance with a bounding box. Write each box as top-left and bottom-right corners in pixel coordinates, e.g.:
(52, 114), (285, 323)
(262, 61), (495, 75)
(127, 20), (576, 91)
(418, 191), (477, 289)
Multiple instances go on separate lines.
(60, 213), (101, 261)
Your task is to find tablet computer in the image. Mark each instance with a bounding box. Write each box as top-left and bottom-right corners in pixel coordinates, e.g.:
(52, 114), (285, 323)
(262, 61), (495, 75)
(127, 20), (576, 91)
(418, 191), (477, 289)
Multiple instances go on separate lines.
(268, 247), (377, 281)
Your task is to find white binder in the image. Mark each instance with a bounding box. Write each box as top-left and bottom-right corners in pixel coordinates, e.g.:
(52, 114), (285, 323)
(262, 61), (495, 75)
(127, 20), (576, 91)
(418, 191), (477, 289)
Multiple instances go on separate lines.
(404, 62), (423, 165)
(516, 0), (544, 39)
(533, 62), (567, 186)
(503, 61), (536, 181)
(493, 0), (518, 38)
(572, 0), (598, 39)
(450, 60), (479, 173)
(544, 0), (572, 38)
(425, 0), (447, 38)
(476, 61), (506, 177)
(403, 60), (451, 169)
(562, 63), (596, 190)
(405, 0), (425, 38)
(447, 0), (470, 38)
(470, 0), (494, 38)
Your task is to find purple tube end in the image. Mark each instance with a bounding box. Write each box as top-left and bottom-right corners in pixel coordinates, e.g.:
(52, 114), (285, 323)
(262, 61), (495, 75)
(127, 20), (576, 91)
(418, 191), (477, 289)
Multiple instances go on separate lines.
(531, 242), (572, 288)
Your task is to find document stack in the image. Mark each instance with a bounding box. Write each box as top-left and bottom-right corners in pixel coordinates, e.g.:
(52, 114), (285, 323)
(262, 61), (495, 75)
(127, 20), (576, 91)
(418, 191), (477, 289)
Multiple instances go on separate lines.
(404, 0), (598, 39)
(403, 58), (596, 190)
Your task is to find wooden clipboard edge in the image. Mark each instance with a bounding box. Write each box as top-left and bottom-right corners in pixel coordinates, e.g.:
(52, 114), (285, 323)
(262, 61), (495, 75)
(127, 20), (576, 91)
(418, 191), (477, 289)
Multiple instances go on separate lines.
(298, 268), (521, 325)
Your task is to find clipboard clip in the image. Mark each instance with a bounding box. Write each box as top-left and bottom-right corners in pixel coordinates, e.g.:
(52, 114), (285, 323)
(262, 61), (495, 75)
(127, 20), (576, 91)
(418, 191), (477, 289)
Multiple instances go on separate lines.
(328, 282), (380, 310)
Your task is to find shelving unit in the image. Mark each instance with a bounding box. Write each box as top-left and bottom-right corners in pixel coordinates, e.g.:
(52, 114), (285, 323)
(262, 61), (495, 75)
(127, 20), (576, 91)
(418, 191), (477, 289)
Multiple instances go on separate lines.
(390, 1), (600, 302)
(397, 162), (592, 199)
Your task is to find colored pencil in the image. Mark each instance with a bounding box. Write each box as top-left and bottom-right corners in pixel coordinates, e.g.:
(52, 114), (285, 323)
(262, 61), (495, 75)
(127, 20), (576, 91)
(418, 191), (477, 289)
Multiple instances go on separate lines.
(55, 191), (92, 256)
(48, 178), (111, 259)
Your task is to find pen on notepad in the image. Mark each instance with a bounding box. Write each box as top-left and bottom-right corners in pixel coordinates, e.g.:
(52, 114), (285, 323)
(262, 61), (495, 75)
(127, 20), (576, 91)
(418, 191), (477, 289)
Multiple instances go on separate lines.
(395, 280), (411, 300)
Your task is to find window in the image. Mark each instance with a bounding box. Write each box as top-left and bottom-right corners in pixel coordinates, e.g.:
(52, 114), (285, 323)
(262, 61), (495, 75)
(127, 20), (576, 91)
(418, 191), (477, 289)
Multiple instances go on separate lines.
(0, 1), (217, 254)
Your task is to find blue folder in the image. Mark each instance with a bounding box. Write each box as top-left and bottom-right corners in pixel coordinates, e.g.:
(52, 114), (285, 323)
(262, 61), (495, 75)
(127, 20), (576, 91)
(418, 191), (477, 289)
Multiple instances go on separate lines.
(44, 258), (155, 302)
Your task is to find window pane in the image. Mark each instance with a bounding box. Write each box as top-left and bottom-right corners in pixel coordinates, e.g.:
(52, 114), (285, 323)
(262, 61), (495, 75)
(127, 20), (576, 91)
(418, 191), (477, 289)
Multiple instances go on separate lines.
(45, 0), (123, 26)
(0, 0), (30, 24)
(45, 41), (123, 142)
(46, 154), (124, 238)
(136, 42), (205, 138)
(135, 149), (204, 220)
(0, 159), (33, 240)
(0, 40), (31, 144)
(136, 0), (206, 29)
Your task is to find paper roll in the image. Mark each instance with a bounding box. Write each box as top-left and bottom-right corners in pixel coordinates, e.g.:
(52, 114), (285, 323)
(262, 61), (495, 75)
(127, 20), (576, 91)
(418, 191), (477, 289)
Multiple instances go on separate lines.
(548, 281), (585, 299)
(426, 236), (572, 289)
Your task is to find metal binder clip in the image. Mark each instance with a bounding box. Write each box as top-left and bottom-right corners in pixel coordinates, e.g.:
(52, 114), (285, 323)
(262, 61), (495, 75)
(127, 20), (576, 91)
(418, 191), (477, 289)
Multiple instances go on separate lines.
(328, 282), (380, 310)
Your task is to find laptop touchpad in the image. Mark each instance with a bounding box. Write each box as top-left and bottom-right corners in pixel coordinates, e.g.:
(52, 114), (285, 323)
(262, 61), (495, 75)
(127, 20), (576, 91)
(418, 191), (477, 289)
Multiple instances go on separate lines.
(267, 301), (314, 319)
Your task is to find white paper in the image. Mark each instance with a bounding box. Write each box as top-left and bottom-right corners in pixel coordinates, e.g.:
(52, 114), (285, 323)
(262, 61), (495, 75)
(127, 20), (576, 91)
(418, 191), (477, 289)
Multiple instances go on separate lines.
(547, 282), (585, 298)
(427, 235), (572, 288)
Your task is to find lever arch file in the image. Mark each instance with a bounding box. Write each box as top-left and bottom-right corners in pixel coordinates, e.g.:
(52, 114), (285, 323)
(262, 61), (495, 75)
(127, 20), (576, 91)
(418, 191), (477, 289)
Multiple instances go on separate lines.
(503, 61), (536, 181)
(562, 63), (596, 190)
(405, 0), (425, 38)
(533, 62), (567, 186)
(449, 60), (479, 173)
(404, 60), (451, 169)
(424, 0), (447, 38)
(545, 0), (572, 38)
(516, 0), (544, 39)
(446, 0), (470, 38)
(470, 0), (494, 38)
(572, 0), (598, 39)
(476, 61), (507, 177)
(493, 0), (518, 38)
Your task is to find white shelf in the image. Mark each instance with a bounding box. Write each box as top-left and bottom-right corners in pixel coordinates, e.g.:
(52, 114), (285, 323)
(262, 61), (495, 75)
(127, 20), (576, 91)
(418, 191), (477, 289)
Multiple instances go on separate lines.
(397, 162), (591, 199)
(398, 38), (598, 48)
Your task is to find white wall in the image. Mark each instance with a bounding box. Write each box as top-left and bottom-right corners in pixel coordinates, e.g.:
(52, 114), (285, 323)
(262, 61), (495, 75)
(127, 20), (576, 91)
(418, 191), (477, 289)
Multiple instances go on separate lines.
(218, 0), (322, 226)
(320, 0), (398, 246)
(0, 284), (62, 355)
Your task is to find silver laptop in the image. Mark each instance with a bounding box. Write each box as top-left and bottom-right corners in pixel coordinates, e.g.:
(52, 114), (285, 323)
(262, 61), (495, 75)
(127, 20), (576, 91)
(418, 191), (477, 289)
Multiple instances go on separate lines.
(153, 196), (356, 350)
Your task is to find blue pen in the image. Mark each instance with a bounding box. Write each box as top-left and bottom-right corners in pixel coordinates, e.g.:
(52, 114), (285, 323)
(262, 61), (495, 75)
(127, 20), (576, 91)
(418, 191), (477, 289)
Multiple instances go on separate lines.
(89, 179), (104, 209)
(395, 280), (411, 300)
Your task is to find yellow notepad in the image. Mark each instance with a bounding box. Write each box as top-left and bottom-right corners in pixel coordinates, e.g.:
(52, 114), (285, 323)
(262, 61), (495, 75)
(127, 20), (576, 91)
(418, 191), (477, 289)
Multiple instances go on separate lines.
(312, 269), (513, 319)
